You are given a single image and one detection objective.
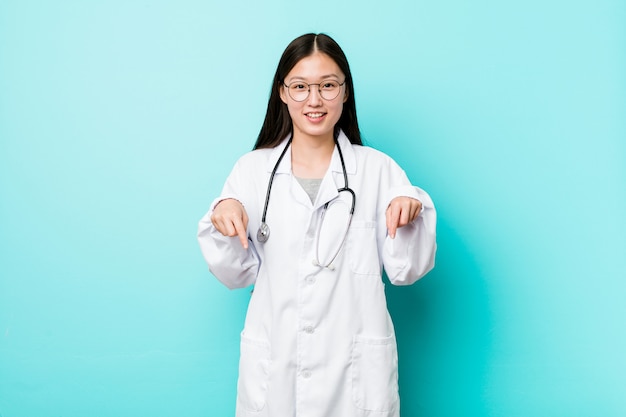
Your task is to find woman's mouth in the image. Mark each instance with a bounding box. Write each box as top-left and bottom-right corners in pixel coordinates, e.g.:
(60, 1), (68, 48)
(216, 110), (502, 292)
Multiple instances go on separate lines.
(305, 112), (326, 121)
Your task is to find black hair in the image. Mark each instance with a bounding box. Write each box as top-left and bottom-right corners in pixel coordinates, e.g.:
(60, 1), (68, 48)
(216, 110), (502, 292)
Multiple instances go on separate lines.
(253, 33), (362, 149)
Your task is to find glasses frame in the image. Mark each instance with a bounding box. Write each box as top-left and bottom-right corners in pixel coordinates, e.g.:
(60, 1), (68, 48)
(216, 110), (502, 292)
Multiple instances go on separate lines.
(283, 79), (346, 102)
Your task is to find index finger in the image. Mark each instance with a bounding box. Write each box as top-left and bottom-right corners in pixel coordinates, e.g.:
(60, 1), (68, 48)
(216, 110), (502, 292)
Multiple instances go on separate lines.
(386, 204), (400, 239)
(231, 215), (249, 249)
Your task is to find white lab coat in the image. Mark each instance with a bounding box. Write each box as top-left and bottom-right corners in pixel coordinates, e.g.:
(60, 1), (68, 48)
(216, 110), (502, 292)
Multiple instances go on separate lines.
(198, 131), (436, 417)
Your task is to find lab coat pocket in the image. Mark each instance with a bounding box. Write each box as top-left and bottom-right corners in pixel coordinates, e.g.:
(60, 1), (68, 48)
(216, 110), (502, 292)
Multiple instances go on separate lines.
(351, 334), (399, 412)
(237, 333), (271, 412)
(347, 221), (380, 276)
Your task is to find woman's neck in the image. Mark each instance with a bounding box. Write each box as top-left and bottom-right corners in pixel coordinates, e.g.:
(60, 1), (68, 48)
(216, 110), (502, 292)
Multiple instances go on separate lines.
(291, 133), (335, 179)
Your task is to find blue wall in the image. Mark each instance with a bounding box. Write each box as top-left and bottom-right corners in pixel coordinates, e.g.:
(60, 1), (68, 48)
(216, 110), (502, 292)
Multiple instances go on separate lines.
(1, 1), (624, 416)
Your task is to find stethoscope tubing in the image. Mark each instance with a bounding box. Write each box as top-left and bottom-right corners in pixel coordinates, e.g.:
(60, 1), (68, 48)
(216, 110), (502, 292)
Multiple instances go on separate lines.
(257, 137), (293, 242)
(257, 136), (356, 269)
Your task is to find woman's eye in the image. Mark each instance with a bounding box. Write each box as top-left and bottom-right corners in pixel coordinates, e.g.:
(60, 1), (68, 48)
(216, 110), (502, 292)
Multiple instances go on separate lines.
(322, 82), (338, 89)
(292, 84), (307, 90)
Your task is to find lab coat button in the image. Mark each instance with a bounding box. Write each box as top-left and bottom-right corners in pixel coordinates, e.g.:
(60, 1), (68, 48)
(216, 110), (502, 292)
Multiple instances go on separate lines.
(305, 276), (316, 285)
(302, 369), (311, 378)
(303, 325), (314, 334)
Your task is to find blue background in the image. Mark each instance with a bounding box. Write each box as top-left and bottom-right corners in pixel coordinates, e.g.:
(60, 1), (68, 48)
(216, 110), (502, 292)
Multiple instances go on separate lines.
(1, 0), (625, 416)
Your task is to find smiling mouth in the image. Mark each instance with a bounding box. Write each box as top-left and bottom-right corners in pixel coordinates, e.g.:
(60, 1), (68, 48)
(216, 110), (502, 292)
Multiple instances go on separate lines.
(306, 112), (326, 119)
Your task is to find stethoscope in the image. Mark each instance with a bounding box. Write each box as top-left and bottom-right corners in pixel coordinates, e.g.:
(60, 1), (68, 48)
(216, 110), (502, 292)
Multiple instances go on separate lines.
(257, 137), (356, 269)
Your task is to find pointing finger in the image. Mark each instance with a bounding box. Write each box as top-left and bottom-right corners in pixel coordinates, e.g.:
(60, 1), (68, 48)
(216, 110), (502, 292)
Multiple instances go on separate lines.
(386, 204), (400, 239)
(232, 215), (249, 249)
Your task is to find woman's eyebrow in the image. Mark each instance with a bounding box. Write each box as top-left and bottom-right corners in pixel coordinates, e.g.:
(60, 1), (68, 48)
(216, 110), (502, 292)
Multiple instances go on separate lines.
(287, 74), (341, 82)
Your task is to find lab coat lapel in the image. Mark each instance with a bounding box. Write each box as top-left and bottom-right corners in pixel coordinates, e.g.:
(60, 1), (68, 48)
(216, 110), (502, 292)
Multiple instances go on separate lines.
(313, 132), (356, 210)
(314, 169), (339, 210)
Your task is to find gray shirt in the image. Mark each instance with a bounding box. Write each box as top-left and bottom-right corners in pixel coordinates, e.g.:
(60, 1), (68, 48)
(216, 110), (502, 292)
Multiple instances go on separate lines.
(295, 177), (322, 203)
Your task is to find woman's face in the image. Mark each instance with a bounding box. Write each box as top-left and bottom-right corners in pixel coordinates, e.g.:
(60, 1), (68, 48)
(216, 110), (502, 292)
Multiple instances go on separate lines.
(280, 52), (347, 142)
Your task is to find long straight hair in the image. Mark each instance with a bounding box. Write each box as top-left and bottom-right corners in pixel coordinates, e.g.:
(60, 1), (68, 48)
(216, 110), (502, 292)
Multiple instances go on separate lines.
(254, 33), (362, 150)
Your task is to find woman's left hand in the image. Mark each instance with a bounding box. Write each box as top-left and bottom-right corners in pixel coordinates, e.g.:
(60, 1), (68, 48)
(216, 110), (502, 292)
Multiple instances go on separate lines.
(386, 197), (422, 239)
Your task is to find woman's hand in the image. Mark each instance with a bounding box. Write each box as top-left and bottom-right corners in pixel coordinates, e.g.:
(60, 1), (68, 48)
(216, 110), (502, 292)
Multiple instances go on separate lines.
(386, 197), (422, 239)
(210, 199), (249, 249)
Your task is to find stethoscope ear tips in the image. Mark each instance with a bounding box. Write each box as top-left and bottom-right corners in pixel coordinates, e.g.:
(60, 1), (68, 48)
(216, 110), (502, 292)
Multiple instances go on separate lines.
(257, 222), (270, 243)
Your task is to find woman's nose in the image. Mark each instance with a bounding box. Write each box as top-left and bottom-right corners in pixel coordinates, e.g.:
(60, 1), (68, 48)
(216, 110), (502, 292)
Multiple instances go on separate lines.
(307, 86), (323, 105)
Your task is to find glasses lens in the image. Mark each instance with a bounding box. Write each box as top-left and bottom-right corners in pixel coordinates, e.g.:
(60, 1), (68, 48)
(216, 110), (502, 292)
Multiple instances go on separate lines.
(320, 81), (341, 100)
(288, 83), (309, 102)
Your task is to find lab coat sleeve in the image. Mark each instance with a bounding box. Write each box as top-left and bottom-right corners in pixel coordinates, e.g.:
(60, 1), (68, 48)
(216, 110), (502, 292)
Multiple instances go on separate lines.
(381, 177), (437, 286)
(197, 159), (261, 290)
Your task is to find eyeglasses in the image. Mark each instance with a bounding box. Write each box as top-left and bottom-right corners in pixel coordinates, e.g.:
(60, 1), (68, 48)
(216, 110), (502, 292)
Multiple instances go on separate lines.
(283, 80), (346, 102)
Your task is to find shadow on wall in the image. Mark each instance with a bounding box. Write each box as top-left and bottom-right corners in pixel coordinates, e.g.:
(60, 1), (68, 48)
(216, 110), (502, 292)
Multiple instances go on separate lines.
(386, 217), (492, 416)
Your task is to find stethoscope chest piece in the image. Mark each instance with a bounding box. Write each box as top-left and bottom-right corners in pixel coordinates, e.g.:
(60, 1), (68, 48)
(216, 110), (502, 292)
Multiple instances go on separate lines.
(257, 222), (270, 242)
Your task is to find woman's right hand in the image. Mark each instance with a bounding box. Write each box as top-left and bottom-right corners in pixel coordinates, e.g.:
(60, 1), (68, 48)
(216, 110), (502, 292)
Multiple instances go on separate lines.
(210, 199), (249, 249)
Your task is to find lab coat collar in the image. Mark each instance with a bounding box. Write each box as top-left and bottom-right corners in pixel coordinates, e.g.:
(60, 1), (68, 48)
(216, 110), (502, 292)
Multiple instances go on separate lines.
(266, 130), (357, 176)
(330, 131), (357, 176)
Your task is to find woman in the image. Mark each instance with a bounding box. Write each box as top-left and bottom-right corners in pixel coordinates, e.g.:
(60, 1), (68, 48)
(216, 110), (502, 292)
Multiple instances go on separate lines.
(198, 33), (436, 417)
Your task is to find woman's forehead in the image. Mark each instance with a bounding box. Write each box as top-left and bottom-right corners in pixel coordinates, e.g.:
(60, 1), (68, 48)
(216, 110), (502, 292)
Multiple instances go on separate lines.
(285, 53), (344, 82)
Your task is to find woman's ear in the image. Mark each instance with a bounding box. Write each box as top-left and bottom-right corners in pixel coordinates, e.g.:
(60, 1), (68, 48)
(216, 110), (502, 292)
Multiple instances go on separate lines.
(343, 88), (349, 103)
(280, 85), (288, 104)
